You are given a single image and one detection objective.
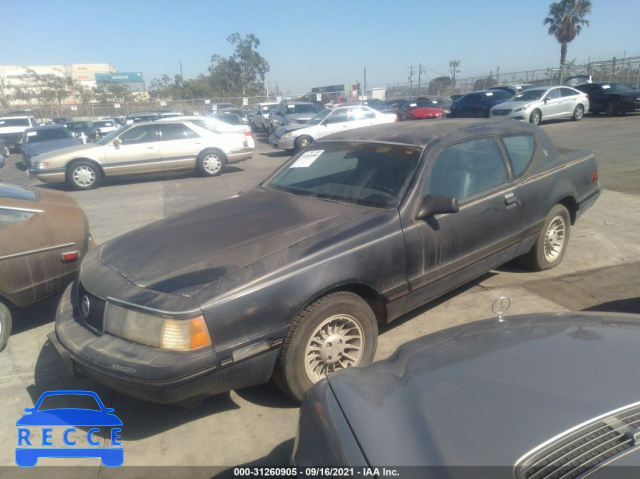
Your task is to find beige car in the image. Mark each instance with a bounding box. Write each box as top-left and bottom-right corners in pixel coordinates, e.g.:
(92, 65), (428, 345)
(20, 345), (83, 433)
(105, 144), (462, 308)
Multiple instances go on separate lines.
(29, 120), (253, 190)
(0, 183), (92, 351)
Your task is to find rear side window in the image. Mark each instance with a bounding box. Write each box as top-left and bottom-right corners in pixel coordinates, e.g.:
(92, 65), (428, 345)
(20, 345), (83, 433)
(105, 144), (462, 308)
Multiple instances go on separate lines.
(159, 123), (199, 141)
(502, 134), (535, 178)
(425, 137), (507, 202)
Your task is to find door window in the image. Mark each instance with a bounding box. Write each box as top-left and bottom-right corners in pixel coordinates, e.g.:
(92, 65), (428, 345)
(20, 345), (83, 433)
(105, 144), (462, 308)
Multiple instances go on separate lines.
(560, 87), (578, 98)
(424, 137), (508, 202)
(119, 125), (157, 145)
(325, 109), (349, 124)
(545, 88), (561, 100)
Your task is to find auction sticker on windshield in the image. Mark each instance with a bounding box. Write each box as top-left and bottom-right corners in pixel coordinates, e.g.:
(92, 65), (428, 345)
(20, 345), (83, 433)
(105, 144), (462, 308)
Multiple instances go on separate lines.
(15, 390), (123, 467)
(291, 150), (323, 168)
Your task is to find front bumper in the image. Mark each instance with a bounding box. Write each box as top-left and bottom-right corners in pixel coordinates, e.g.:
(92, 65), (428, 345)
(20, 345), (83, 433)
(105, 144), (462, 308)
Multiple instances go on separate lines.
(269, 133), (294, 150)
(28, 166), (66, 183)
(48, 282), (278, 403)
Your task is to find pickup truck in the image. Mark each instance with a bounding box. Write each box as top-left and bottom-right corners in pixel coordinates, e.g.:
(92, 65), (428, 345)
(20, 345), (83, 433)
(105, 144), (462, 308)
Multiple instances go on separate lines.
(48, 120), (601, 404)
(0, 115), (40, 152)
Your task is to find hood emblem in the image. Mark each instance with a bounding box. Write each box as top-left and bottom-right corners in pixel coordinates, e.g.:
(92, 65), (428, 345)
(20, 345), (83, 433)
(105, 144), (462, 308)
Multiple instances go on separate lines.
(492, 296), (511, 322)
(81, 295), (91, 319)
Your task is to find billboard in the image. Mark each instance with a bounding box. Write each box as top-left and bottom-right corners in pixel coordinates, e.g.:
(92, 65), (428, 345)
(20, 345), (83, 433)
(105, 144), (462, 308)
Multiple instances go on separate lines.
(95, 72), (144, 83)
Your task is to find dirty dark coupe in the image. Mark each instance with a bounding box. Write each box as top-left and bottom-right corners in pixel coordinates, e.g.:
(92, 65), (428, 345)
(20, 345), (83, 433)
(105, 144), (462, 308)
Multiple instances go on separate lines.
(48, 120), (601, 403)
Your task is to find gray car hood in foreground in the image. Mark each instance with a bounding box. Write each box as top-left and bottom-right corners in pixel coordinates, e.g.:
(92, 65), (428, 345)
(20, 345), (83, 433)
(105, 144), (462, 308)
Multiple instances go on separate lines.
(99, 188), (371, 297)
(23, 137), (81, 157)
(325, 312), (640, 470)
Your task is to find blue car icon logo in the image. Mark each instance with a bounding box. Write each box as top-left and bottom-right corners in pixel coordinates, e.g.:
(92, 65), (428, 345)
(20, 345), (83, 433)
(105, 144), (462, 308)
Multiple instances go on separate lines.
(16, 390), (123, 467)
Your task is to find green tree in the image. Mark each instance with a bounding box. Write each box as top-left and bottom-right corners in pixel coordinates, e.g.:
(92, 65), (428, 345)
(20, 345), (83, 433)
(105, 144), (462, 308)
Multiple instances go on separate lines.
(209, 33), (270, 96)
(544, 0), (592, 69)
(428, 76), (453, 96)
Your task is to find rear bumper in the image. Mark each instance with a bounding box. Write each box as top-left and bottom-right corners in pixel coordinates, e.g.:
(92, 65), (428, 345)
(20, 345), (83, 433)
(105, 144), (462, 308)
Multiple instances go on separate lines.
(48, 282), (278, 403)
(227, 149), (253, 164)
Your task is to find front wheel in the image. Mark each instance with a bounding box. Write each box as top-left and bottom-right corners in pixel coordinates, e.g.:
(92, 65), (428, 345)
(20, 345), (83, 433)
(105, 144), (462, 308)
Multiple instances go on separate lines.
(606, 100), (619, 116)
(529, 109), (542, 125)
(196, 150), (226, 176)
(518, 204), (571, 271)
(274, 292), (378, 402)
(66, 161), (101, 190)
(294, 135), (313, 153)
(572, 105), (584, 121)
(0, 303), (13, 352)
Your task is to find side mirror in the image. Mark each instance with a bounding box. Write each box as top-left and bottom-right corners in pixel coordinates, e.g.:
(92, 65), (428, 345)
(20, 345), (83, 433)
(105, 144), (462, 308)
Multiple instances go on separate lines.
(417, 195), (459, 220)
(113, 138), (122, 148)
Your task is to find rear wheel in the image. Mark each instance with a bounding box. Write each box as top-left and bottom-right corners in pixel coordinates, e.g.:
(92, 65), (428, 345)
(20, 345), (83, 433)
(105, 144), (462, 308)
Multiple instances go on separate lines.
(0, 303), (12, 352)
(529, 109), (542, 125)
(66, 161), (101, 190)
(572, 105), (584, 121)
(196, 150), (226, 176)
(518, 204), (571, 271)
(273, 292), (378, 402)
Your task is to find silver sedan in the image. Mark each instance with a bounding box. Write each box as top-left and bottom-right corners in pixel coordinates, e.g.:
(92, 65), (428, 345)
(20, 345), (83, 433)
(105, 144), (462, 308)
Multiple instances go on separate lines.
(489, 86), (590, 125)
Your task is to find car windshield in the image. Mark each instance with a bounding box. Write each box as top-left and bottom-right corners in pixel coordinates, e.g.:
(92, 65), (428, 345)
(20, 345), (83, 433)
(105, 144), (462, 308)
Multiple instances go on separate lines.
(66, 122), (89, 131)
(484, 90), (512, 100)
(96, 125), (129, 145)
(264, 141), (422, 208)
(24, 128), (72, 144)
(285, 104), (318, 114)
(216, 114), (243, 125)
(93, 121), (113, 128)
(261, 105), (275, 113)
(0, 118), (30, 127)
(601, 82), (635, 93)
(514, 90), (546, 101)
(306, 109), (333, 125)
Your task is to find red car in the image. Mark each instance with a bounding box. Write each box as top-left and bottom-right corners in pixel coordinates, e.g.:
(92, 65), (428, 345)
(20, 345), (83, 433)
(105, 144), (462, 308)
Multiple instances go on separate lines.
(397, 100), (445, 120)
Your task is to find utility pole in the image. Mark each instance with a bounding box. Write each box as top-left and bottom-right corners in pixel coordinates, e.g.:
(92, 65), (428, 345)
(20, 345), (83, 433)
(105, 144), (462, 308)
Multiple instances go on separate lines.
(449, 60), (460, 95)
(408, 66), (414, 100)
(417, 64), (426, 98)
(363, 66), (367, 100)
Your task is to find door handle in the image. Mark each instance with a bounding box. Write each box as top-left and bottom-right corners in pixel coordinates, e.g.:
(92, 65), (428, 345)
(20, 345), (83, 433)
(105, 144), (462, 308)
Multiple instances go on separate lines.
(504, 193), (520, 206)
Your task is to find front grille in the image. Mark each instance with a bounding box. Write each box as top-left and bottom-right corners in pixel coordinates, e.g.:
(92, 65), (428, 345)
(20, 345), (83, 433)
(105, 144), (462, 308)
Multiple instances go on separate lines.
(77, 282), (106, 333)
(492, 109), (511, 115)
(517, 403), (640, 479)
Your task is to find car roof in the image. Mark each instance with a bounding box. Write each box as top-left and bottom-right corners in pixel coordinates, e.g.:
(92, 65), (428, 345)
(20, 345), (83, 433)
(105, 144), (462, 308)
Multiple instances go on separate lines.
(318, 119), (540, 149)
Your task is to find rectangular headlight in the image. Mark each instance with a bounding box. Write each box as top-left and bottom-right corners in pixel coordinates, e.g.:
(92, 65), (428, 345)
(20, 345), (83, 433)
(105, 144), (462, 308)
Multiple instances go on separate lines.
(105, 303), (211, 352)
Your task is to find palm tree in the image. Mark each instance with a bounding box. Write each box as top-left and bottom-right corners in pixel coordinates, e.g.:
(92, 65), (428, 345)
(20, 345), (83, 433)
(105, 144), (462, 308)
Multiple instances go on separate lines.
(544, 0), (592, 69)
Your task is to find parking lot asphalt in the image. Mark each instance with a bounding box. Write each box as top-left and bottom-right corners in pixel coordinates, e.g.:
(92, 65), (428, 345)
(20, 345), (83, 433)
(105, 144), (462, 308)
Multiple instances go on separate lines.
(0, 114), (639, 477)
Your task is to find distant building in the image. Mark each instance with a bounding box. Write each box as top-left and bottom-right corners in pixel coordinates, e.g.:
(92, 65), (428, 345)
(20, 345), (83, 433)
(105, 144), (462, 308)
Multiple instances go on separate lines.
(0, 63), (147, 105)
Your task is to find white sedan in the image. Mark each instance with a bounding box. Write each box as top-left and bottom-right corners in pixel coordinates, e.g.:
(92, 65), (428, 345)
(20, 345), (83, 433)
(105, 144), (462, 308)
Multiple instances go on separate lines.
(157, 115), (254, 149)
(269, 105), (397, 153)
(489, 86), (589, 125)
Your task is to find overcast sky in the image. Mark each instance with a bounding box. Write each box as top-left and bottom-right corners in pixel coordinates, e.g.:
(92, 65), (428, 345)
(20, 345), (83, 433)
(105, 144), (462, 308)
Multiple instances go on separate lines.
(2, 0), (638, 94)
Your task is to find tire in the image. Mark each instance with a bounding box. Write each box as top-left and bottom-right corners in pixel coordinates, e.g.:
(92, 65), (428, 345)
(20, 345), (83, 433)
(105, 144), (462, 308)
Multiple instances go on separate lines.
(0, 303), (12, 352)
(196, 150), (226, 177)
(294, 135), (313, 153)
(1, 144), (9, 158)
(572, 105), (584, 121)
(66, 160), (101, 190)
(529, 109), (542, 125)
(518, 204), (571, 271)
(274, 291), (378, 402)
(606, 100), (618, 116)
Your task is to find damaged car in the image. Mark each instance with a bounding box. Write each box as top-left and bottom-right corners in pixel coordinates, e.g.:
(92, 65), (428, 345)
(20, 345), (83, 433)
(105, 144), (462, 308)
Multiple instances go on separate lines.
(48, 120), (601, 402)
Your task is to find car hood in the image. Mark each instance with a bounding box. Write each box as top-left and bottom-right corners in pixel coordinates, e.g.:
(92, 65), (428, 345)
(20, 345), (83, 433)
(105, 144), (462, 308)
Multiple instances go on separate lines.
(24, 138), (81, 157)
(99, 188), (370, 297)
(34, 142), (102, 162)
(492, 99), (537, 110)
(326, 312), (640, 467)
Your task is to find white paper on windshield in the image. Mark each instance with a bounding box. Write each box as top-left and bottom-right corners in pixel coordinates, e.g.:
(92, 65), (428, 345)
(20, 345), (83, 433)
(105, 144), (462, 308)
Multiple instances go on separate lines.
(486, 92), (494, 96)
(602, 85), (611, 89)
(27, 132), (37, 136)
(291, 150), (323, 168)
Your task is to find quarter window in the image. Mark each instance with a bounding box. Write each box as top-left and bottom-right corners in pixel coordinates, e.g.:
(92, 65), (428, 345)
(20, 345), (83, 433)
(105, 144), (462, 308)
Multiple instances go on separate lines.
(502, 134), (535, 178)
(425, 137), (508, 202)
(0, 208), (36, 226)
